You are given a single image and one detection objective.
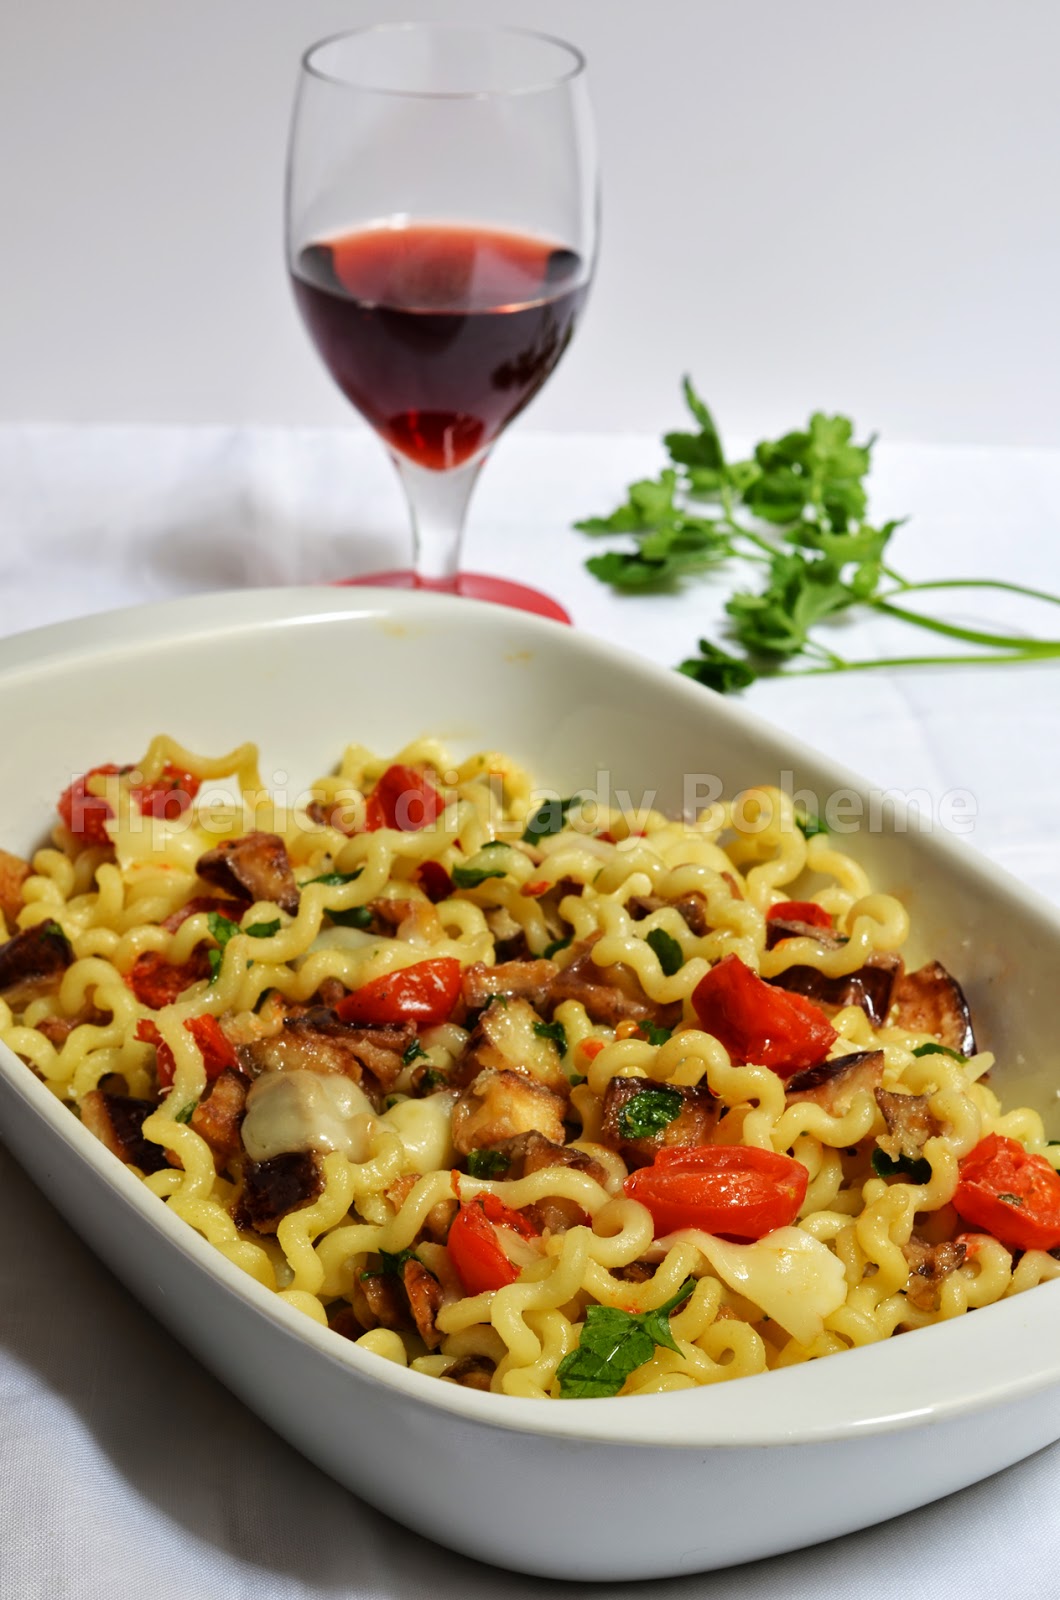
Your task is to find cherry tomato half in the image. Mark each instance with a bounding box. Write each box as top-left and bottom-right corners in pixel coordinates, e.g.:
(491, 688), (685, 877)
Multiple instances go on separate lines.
(446, 1192), (539, 1296)
(126, 949), (212, 1009)
(364, 764), (445, 832)
(624, 1144), (808, 1241)
(954, 1133), (1060, 1253)
(691, 953), (837, 1078)
(136, 1013), (239, 1089)
(58, 763), (200, 845)
(335, 956), (462, 1027)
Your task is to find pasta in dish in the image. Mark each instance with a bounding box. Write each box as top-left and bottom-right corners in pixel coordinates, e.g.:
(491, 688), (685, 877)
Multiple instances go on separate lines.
(2, 735), (1059, 1400)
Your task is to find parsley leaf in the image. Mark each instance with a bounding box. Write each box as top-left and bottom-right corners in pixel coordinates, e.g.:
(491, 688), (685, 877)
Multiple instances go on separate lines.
(645, 927), (684, 976)
(872, 1148), (932, 1183)
(361, 1248), (420, 1281)
(638, 1022), (673, 1048)
(304, 871), (373, 927)
(402, 1039), (428, 1066)
(522, 797), (577, 842)
(466, 1149), (511, 1179)
(556, 1279), (695, 1398)
(207, 911), (280, 982)
(452, 862), (509, 890)
(326, 904), (375, 930)
(533, 1019), (568, 1055)
(542, 936), (572, 960)
(795, 808), (827, 838)
(617, 1087), (683, 1141)
(677, 639), (756, 694)
(911, 1042), (968, 1064)
(173, 1100), (198, 1125)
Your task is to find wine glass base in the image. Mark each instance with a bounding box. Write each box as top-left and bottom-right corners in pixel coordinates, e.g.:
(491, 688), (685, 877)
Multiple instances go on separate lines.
(333, 569), (571, 624)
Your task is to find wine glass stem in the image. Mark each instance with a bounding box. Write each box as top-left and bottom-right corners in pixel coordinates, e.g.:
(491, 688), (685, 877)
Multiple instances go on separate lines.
(391, 453), (486, 588)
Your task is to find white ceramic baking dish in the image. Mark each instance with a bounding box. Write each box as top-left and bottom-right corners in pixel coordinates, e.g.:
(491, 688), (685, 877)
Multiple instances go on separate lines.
(1, 587), (1058, 1582)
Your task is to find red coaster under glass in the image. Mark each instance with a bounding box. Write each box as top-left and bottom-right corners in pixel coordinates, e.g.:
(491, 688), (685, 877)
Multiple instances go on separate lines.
(334, 568), (571, 624)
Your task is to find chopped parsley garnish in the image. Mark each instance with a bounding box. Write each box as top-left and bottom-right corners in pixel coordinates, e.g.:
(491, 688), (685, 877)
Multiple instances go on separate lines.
(533, 1019), (568, 1055)
(522, 797), (577, 842)
(361, 1247), (420, 1281)
(617, 1086), (683, 1141)
(402, 1039), (429, 1066)
(303, 870), (373, 927)
(173, 1100), (198, 1125)
(795, 809), (827, 838)
(872, 1148), (932, 1183)
(638, 1022), (673, 1047)
(326, 904), (375, 930)
(569, 1073), (587, 1088)
(542, 937), (572, 960)
(645, 927), (684, 976)
(452, 862), (509, 889)
(419, 1068), (447, 1091)
(556, 1279), (695, 1398)
(466, 1149), (511, 1179)
(206, 912), (281, 982)
(911, 1042), (968, 1063)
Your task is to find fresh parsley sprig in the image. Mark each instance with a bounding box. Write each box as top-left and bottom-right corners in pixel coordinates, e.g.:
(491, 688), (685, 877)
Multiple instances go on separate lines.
(579, 379), (1060, 691)
(556, 1278), (695, 1398)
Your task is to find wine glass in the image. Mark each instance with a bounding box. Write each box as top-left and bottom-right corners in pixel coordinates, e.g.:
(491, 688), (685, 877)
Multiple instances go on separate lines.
(285, 23), (599, 623)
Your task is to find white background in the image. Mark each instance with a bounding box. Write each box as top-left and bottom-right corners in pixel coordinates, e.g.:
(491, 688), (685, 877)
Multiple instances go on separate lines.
(2, 0), (1060, 445)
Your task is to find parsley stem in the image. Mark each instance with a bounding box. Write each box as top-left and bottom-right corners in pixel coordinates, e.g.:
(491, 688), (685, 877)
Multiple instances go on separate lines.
(870, 598), (1060, 653)
(789, 649), (1058, 676)
(885, 577), (1060, 609)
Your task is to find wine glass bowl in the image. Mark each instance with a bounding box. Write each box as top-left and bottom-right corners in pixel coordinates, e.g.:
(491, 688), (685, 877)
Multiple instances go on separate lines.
(286, 24), (598, 619)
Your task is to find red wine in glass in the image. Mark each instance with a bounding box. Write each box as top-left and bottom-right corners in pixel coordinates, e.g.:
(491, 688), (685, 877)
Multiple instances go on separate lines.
(291, 224), (587, 473)
(286, 24), (599, 621)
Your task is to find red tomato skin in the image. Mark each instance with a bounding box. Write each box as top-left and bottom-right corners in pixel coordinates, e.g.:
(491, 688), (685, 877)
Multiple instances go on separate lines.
(417, 860), (454, 903)
(126, 949), (212, 1009)
(446, 1194), (539, 1295)
(364, 764), (445, 832)
(58, 763), (200, 844)
(136, 1013), (239, 1089)
(624, 1144), (808, 1241)
(133, 766), (201, 822)
(954, 1133), (1060, 1252)
(58, 764), (124, 845)
(334, 956), (462, 1027)
(691, 954), (837, 1077)
(766, 900), (833, 931)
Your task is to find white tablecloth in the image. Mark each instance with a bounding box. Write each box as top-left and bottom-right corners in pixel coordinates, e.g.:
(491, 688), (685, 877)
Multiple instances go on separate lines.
(2, 424), (1060, 1599)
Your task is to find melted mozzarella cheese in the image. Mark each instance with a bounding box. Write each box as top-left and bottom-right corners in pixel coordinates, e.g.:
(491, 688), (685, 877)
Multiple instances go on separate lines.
(663, 1227), (847, 1345)
(242, 1070), (377, 1162)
